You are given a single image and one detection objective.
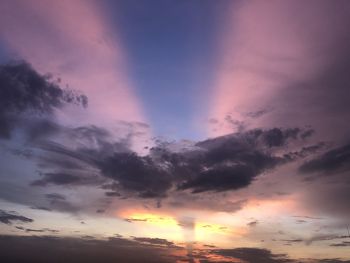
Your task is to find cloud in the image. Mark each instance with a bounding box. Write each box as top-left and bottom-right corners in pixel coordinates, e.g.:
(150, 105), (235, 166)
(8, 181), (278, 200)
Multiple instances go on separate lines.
(247, 220), (258, 227)
(0, 0), (148, 143)
(43, 192), (80, 213)
(296, 142), (350, 217)
(0, 235), (182, 263)
(0, 210), (33, 225)
(176, 128), (306, 193)
(132, 237), (176, 248)
(31, 173), (82, 186)
(330, 241), (350, 247)
(0, 61), (87, 139)
(97, 152), (172, 198)
(29, 126), (314, 198)
(212, 248), (293, 263)
(299, 143), (350, 174)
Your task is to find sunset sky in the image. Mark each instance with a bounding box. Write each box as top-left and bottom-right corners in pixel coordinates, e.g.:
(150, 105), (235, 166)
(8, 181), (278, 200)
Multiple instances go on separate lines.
(0, 1), (350, 262)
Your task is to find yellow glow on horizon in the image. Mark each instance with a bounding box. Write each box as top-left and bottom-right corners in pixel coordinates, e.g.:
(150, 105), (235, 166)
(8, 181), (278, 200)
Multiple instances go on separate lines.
(196, 222), (230, 235)
(126, 212), (180, 228)
(195, 221), (247, 244)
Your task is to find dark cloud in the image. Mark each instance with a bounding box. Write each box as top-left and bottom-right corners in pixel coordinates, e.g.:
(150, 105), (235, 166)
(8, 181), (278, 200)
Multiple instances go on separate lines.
(246, 109), (270, 119)
(305, 234), (348, 245)
(45, 193), (66, 201)
(44, 193), (80, 213)
(296, 142), (350, 217)
(330, 241), (350, 247)
(104, 191), (121, 197)
(0, 235), (181, 263)
(15, 227), (59, 233)
(299, 143), (350, 174)
(280, 239), (303, 243)
(261, 128), (301, 147)
(176, 128), (307, 193)
(132, 237), (175, 248)
(247, 220), (258, 227)
(29, 126), (315, 198)
(31, 173), (82, 186)
(97, 152), (172, 198)
(0, 62), (319, 200)
(318, 260), (350, 263)
(209, 247), (350, 262)
(178, 164), (260, 193)
(0, 61), (87, 139)
(0, 235), (348, 263)
(124, 218), (148, 223)
(212, 248), (293, 263)
(0, 210), (33, 225)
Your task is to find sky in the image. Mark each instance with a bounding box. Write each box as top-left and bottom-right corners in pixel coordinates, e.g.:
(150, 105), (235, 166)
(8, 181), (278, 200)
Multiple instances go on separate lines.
(0, 0), (350, 262)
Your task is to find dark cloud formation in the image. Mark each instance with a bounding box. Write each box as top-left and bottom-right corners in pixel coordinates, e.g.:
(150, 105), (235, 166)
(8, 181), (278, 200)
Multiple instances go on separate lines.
(330, 241), (350, 247)
(98, 152), (172, 198)
(31, 173), (82, 186)
(0, 235), (180, 263)
(0, 61), (320, 201)
(297, 142), (350, 217)
(212, 247), (293, 263)
(318, 260), (350, 263)
(1, 235), (348, 263)
(210, 247), (350, 263)
(299, 143), (350, 175)
(27, 125), (317, 199)
(132, 237), (176, 248)
(29, 124), (316, 198)
(176, 128), (311, 193)
(44, 193), (80, 213)
(247, 220), (258, 227)
(0, 61), (87, 139)
(15, 227), (59, 233)
(0, 210), (33, 225)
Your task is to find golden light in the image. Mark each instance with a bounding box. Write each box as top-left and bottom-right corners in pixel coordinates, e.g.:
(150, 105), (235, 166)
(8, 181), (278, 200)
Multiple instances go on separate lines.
(126, 212), (179, 228)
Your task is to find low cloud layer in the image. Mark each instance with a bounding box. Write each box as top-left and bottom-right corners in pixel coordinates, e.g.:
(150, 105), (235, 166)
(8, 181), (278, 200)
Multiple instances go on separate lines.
(0, 235), (348, 263)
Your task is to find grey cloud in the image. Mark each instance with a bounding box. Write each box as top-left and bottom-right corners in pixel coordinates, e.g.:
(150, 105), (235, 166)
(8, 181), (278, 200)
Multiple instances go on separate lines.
(0, 210), (33, 225)
(132, 237), (175, 248)
(31, 173), (82, 186)
(44, 193), (80, 213)
(0, 235), (181, 263)
(299, 143), (350, 174)
(212, 247), (293, 263)
(31, 127), (316, 198)
(0, 61), (321, 200)
(0, 61), (87, 139)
